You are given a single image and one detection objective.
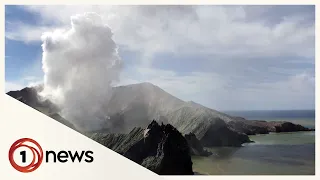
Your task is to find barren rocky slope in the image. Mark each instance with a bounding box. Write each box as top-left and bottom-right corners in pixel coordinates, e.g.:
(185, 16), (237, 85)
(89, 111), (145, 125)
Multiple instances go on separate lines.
(6, 87), (76, 130)
(88, 120), (194, 175)
(6, 82), (314, 148)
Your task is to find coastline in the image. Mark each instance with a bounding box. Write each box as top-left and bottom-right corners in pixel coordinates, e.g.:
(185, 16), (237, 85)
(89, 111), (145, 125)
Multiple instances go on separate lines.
(192, 131), (315, 175)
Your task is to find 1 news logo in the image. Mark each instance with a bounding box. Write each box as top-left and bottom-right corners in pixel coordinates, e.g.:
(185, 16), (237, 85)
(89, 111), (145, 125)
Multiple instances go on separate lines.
(8, 138), (43, 173)
(9, 138), (94, 173)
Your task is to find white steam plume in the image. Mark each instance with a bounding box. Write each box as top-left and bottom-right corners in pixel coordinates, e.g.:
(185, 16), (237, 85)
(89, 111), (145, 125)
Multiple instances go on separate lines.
(40, 12), (122, 131)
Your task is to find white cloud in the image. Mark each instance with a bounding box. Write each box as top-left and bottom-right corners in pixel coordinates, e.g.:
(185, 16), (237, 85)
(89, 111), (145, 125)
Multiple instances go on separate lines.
(27, 80), (43, 87)
(5, 5), (315, 110)
(7, 6), (314, 59)
(5, 21), (63, 43)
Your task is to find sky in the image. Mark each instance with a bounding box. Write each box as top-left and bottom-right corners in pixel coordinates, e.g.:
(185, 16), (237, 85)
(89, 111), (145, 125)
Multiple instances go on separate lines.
(5, 5), (315, 111)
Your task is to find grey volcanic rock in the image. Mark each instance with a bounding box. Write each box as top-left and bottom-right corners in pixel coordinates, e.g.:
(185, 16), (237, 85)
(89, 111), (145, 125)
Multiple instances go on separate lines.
(227, 120), (269, 135)
(48, 113), (77, 130)
(228, 119), (314, 135)
(200, 121), (252, 147)
(104, 82), (184, 132)
(88, 121), (194, 175)
(166, 105), (251, 146)
(272, 121), (314, 132)
(104, 83), (250, 146)
(6, 87), (77, 131)
(6, 83), (314, 148)
(105, 83), (236, 131)
(7, 87), (55, 110)
(8, 85), (246, 148)
(184, 133), (212, 156)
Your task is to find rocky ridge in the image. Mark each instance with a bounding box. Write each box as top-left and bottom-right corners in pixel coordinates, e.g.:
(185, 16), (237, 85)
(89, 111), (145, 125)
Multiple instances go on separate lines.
(6, 83), (314, 146)
(6, 84), (315, 175)
(7, 87), (76, 130)
(88, 120), (194, 175)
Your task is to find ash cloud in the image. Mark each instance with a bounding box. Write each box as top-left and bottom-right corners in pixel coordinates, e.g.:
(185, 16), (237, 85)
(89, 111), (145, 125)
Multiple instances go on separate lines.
(40, 12), (122, 131)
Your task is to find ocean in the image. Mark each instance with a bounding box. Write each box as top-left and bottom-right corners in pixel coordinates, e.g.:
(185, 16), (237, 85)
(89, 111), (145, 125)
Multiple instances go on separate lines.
(225, 110), (315, 128)
(192, 110), (315, 175)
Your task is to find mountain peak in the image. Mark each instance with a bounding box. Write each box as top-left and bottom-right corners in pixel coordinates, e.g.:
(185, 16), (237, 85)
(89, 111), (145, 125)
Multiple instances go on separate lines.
(140, 82), (154, 86)
(116, 82), (160, 89)
(130, 82), (159, 88)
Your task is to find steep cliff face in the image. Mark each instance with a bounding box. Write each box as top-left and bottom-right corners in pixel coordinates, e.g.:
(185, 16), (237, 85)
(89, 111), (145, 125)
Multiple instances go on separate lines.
(88, 121), (194, 175)
(200, 122), (252, 147)
(166, 106), (251, 147)
(184, 133), (212, 156)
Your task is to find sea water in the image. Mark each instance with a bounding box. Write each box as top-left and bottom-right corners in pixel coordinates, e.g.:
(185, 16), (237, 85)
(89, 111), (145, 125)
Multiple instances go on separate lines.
(192, 110), (315, 175)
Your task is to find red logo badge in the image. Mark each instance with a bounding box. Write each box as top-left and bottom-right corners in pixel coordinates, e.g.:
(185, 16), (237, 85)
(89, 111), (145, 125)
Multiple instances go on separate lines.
(9, 138), (43, 173)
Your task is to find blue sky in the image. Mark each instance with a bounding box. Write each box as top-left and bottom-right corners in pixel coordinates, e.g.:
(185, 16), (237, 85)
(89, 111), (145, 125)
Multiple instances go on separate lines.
(5, 5), (315, 111)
